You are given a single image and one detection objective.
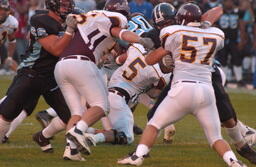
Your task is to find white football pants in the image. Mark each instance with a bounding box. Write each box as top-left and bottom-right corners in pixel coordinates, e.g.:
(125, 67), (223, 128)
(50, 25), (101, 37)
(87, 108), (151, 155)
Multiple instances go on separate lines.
(148, 81), (222, 146)
(54, 57), (109, 116)
(108, 92), (134, 144)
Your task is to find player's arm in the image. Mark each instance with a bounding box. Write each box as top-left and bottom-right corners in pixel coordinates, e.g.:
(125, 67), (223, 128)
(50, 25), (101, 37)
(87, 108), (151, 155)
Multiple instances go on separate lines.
(4, 31), (18, 71)
(111, 27), (154, 49)
(6, 32), (16, 59)
(38, 34), (73, 57)
(201, 6), (223, 27)
(38, 15), (77, 56)
(145, 47), (169, 65)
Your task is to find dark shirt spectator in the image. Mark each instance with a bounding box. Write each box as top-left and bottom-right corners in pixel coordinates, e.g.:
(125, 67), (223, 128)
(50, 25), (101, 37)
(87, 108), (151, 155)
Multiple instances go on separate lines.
(129, 0), (153, 20)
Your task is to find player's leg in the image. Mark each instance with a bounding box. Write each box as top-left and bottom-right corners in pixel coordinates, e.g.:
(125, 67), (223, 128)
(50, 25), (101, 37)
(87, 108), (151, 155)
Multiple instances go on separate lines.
(58, 60), (109, 155)
(39, 81), (75, 154)
(4, 92), (40, 143)
(2, 110), (27, 143)
(108, 92), (134, 144)
(147, 81), (171, 121)
(100, 116), (113, 131)
(54, 60), (83, 129)
(238, 121), (256, 147)
(146, 81), (176, 143)
(194, 84), (245, 166)
(0, 96), (7, 104)
(36, 108), (57, 128)
(213, 67), (256, 164)
(94, 91), (135, 145)
(118, 83), (189, 166)
(0, 69), (39, 141)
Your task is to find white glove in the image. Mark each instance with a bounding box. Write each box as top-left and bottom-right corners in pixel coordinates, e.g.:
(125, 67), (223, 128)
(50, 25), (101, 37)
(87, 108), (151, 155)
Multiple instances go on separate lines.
(65, 14), (78, 34)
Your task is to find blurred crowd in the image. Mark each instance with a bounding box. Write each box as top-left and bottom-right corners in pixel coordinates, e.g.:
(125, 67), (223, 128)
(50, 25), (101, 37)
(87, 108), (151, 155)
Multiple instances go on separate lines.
(1, 0), (256, 88)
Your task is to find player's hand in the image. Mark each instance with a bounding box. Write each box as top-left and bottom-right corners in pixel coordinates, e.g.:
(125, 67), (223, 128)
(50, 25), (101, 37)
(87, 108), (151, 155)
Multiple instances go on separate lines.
(4, 57), (18, 71)
(65, 14), (78, 34)
(139, 37), (154, 50)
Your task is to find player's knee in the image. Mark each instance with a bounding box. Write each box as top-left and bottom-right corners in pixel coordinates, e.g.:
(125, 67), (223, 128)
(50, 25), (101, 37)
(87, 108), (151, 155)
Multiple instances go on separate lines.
(0, 97), (23, 121)
(91, 101), (110, 115)
(208, 134), (223, 147)
(147, 120), (162, 130)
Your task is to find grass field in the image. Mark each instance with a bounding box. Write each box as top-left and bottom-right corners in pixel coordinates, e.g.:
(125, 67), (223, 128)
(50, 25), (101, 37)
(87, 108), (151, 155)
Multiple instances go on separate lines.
(0, 76), (255, 167)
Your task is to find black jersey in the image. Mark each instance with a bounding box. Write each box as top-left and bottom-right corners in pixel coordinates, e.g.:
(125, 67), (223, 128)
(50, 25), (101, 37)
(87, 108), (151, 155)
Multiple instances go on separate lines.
(19, 13), (64, 76)
(217, 9), (244, 41)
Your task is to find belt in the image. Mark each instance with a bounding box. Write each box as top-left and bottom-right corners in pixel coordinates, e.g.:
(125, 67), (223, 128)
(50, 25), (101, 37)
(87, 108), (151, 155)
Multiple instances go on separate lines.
(173, 80), (205, 85)
(108, 87), (130, 104)
(62, 55), (91, 61)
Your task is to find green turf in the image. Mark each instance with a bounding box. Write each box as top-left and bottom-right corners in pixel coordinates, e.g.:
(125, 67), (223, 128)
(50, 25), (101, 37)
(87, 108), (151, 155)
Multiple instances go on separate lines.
(0, 77), (255, 167)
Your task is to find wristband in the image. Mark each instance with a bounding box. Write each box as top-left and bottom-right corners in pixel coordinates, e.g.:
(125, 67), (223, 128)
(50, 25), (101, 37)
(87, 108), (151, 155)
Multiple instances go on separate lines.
(115, 56), (121, 65)
(119, 29), (129, 40)
(65, 31), (73, 36)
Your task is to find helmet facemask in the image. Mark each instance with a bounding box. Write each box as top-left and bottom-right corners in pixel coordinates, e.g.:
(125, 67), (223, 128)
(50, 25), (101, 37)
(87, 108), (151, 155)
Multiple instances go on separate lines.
(46, 0), (74, 21)
(58, 0), (74, 20)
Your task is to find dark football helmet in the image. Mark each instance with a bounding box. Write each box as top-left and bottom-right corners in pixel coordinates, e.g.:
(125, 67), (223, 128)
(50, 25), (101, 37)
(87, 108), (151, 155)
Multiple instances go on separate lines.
(45, 0), (75, 20)
(0, 0), (10, 24)
(152, 3), (176, 29)
(175, 3), (202, 25)
(104, 0), (130, 17)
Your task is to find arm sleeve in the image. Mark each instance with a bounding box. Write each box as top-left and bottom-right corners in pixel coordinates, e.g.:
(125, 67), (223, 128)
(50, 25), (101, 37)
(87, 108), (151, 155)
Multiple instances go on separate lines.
(30, 16), (49, 40)
(7, 16), (18, 34)
(160, 27), (176, 52)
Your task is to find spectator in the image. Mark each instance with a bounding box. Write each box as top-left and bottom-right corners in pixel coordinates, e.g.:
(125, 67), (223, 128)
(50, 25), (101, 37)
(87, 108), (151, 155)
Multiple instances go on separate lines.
(10, 0), (29, 64)
(215, 0), (246, 86)
(28, 0), (45, 24)
(129, 0), (153, 20)
(238, 0), (255, 84)
(203, 0), (222, 12)
(74, 0), (96, 13)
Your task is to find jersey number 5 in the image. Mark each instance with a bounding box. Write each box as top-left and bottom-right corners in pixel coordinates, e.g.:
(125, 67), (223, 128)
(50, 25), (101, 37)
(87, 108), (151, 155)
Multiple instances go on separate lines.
(181, 35), (217, 65)
(122, 57), (146, 81)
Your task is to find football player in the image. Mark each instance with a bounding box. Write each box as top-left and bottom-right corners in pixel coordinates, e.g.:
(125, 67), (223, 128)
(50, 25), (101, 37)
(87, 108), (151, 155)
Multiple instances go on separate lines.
(146, 2), (256, 164)
(0, 0), (77, 153)
(84, 42), (171, 146)
(118, 3), (247, 167)
(0, 0), (18, 73)
(54, 0), (154, 156)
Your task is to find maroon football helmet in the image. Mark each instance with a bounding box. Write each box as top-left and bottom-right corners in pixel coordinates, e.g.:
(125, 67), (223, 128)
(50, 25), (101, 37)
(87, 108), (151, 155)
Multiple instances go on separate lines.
(175, 3), (202, 25)
(104, 0), (130, 16)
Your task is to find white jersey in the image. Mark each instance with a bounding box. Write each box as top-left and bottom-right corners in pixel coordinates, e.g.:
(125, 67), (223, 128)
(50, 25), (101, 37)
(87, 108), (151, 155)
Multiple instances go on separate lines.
(109, 43), (171, 102)
(75, 10), (127, 65)
(160, 25), (224, 83)
(0, 15), (18, 45)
